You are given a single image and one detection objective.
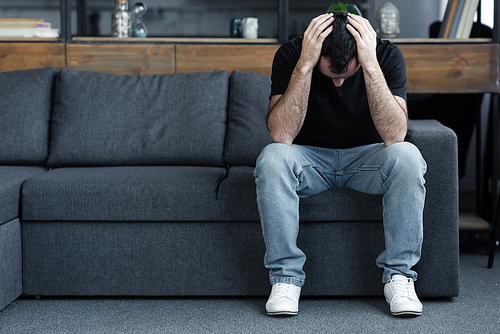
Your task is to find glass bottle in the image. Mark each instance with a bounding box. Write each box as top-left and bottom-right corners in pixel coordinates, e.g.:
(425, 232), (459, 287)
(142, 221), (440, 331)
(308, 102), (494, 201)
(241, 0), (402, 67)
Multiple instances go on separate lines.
(112, 0), (132, 38)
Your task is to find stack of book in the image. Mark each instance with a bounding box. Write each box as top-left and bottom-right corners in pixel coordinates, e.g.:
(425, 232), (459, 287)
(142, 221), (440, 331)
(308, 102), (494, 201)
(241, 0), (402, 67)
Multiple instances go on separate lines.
(0, 18), (59, 38)
(439, 0), (481, 38)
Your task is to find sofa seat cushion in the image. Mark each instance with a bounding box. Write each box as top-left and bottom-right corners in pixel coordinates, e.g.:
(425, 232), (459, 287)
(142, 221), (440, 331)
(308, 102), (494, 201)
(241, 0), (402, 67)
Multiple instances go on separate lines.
(0, 166), (48, 224)
(47, 68), (228, 167)
(217, 166), (383, 222)
(0, 68), (57, 165)
(22, 166), (227, 222)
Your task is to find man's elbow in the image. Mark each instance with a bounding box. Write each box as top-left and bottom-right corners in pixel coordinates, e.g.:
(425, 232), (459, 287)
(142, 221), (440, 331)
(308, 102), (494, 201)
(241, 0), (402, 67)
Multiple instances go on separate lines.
(383, 134), (406, 146)
(270, 131), (293, 146)
(384, 139), (404, 147)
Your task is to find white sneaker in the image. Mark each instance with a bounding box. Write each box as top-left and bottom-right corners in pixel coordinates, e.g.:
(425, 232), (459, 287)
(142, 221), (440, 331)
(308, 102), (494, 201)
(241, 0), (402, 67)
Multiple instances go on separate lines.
(265, 283), (301, 316)
(384, 274), (423, 316)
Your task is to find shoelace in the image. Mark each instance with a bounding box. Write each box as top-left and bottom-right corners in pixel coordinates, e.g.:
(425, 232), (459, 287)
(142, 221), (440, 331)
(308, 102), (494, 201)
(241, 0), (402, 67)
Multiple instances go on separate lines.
(391, 277), (418, 301)
(271, 284), (297, 301)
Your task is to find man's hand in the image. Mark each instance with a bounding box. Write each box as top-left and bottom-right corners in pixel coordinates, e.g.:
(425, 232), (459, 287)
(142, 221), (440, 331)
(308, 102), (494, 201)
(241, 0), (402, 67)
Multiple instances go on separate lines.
(346, 14), (378, 71)
(299, 13), (334, 72)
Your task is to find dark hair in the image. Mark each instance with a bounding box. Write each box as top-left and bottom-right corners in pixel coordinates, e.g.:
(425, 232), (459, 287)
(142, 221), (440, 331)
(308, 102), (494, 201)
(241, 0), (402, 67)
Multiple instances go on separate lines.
(321, 11), (357, 74)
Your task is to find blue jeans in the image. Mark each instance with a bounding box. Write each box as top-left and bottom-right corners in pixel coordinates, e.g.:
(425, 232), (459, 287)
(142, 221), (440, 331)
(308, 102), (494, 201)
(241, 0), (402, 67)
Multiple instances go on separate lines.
(253, 142), (427, 287)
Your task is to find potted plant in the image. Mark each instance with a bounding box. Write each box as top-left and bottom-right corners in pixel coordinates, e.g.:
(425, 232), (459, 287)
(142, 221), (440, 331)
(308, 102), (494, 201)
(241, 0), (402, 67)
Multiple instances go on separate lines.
(327, 2), (362, 16)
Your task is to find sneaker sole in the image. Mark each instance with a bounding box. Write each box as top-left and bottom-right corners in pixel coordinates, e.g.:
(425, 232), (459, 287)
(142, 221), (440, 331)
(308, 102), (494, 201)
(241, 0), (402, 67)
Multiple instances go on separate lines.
(267, 310), (298, 316)
(391, 310), (422, 317)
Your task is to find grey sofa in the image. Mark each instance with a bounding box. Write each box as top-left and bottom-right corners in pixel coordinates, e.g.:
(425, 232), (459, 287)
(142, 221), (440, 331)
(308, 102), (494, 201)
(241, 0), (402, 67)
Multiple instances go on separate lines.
(0, 67), (459, 312)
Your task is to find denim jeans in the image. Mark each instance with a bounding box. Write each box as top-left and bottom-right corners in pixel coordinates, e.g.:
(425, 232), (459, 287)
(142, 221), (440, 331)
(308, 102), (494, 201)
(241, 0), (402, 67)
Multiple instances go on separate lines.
(253, 142), (427, 287)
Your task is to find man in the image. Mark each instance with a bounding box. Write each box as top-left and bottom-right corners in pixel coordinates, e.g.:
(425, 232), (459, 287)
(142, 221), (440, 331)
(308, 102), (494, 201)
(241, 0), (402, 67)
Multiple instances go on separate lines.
(253, 11), (426, 317)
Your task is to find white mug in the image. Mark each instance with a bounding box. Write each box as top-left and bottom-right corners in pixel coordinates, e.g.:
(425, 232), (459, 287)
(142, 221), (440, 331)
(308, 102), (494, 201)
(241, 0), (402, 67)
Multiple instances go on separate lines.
(242, 17), (258, 39)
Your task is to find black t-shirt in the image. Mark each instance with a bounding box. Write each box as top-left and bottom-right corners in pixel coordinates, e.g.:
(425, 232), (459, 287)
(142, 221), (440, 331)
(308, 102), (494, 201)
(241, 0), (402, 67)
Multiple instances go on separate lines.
(270, 36), (407, 149)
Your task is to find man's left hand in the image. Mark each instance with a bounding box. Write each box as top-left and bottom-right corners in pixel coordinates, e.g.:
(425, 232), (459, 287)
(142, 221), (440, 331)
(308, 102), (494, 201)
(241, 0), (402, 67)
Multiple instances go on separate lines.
(346, 14), (378, 71)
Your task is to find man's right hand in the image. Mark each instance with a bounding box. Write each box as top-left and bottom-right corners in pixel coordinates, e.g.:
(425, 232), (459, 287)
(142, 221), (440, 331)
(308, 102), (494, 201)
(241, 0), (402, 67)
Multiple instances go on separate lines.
(299, 13), (334, 72)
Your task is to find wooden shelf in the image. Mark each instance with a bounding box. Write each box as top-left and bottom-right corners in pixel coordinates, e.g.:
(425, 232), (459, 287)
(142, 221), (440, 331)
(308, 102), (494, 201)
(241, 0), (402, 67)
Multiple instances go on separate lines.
(0, 37), (60, 42)
(0, 43), (65, 71)
(0, 37), (490, 45)
(459, 213), (491, 230)
(71, 37), (492, 45)
(398, 43), (498, 94)
(72, 37), (279, 44)
(390, 38), (493, 44)
(1, 41), (498, 94)
(64, 43), (280, 76)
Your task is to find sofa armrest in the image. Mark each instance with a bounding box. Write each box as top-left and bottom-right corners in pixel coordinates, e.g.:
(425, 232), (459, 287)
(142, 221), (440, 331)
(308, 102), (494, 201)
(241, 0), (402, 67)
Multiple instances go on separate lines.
(406, 119), (459, 207)
(0, 166), (48, 310)
(405, 119), (460, 296)
(0, 219), (22, 312)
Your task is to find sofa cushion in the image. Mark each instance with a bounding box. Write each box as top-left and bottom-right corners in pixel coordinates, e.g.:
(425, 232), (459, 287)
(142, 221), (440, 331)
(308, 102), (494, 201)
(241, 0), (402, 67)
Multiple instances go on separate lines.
(47, 68), (228, 167)
(22, 166), (227, 222)
(217, 166), (383, 222)
(224, 70), (273, 167)
(0, 67), (57, 165)
(0, 166), (48, 224)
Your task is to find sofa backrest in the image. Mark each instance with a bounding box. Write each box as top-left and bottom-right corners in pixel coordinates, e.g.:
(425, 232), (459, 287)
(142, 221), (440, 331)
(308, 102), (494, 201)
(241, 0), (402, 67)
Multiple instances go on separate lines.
(0, 67), (57, 165)
(225, 70), (273, 167)
(47, 68), (228, 167)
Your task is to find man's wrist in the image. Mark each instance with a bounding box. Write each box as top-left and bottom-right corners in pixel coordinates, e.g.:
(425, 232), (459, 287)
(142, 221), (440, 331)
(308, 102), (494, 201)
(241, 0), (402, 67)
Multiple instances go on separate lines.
(361, 61), (382, 77)
(296, 58), (316, 77)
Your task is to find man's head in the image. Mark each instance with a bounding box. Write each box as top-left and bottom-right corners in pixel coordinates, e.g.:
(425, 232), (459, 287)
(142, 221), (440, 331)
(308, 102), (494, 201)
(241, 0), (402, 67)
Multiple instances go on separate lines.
(319, 11), (359, 87)
(320, 11), (357, 75)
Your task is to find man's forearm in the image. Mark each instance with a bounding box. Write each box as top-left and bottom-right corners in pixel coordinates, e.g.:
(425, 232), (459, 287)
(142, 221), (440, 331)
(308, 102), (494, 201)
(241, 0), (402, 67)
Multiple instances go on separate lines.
(268, 61), (313, 145)
(346, 14), (407, 146)
(268, 14), (334, 145)
(363, 65), (408, 146)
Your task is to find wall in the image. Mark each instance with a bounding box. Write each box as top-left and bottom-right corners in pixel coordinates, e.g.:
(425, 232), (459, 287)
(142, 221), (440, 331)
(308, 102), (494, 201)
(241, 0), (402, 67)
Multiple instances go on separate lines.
(0, 0), (469, 39)
(0, 0), (61, 29)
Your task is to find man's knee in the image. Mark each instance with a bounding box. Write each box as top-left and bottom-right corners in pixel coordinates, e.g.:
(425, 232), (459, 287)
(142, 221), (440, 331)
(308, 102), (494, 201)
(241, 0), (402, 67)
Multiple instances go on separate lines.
(256, 143), (296, 167)
(384, 142), (427, 177)
(254, 143), (303, 182)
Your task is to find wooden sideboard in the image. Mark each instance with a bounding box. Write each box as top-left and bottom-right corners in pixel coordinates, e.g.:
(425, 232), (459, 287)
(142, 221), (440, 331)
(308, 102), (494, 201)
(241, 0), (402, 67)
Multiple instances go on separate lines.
(0, 43), (65, 71)
(0, 39), (498, 94)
